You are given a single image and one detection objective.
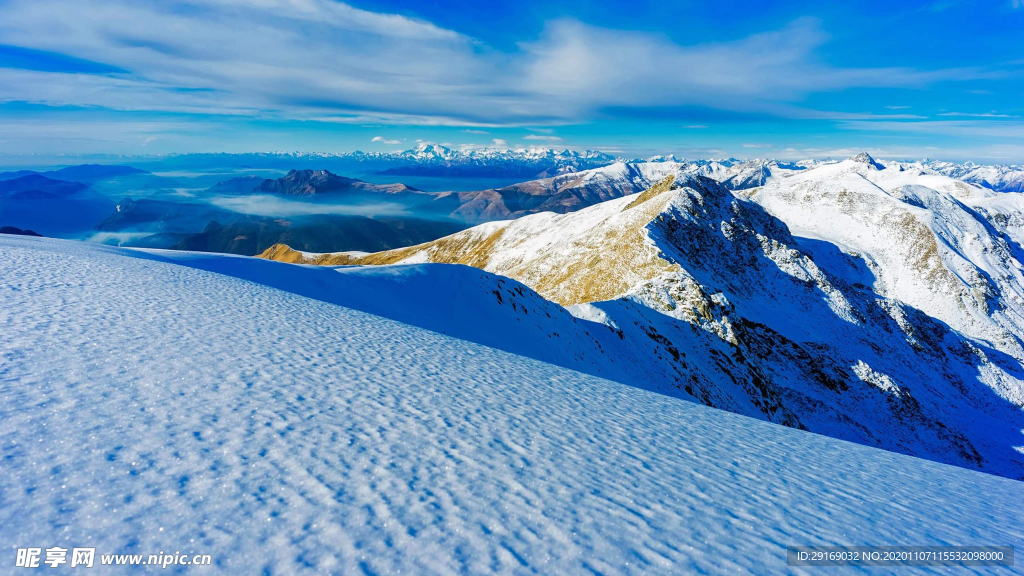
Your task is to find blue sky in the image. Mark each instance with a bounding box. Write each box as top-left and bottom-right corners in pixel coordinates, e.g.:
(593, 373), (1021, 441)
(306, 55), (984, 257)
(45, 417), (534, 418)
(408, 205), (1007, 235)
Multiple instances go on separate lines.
(0, 0), (1022, 161)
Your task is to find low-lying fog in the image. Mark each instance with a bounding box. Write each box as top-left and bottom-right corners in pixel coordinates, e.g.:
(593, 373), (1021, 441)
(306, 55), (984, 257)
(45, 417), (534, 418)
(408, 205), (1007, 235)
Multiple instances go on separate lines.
(209, 195), (412, 218)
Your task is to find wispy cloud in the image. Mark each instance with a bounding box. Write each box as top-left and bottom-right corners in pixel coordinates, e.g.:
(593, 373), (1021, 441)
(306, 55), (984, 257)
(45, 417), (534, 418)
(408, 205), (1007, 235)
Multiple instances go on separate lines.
(210, 195), (410, 217)
(0, 3), (1000, 128)
(741, 143), (771, 148)
(371, 136), (401, 144)
(885, 105), (910, 110)
(840, 119), (1024, 139)
(492, 138), (508, 147)
(925, 1), (957, 12)
(523, 134), (563, 142)
(462, 129), (489, 134)
(937, 111), (1015, 118)
(516, 18), (993, 120)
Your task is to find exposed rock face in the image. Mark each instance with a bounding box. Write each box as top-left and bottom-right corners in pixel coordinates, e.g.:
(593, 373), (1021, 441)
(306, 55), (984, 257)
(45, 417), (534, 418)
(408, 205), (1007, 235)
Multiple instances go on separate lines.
(851, 152), (885, 170)
(252, 169), (420, 196)
(428, 160), (809, 223)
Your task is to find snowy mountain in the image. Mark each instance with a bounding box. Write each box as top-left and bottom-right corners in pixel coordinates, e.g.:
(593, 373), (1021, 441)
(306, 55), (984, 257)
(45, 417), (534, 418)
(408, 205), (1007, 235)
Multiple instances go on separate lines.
(116, 145), (621, 181)
(403, 153), (1022, 225)
(263, 161), (1024, 479)
(425, 161), (686, 222)
(754, 152), (1024, 357)
(905, 159), (1024, 192)
(376, 144), (618, 178)
(687, 158), (814, 190)
(417, 159), (828, 223)
(3, 234), (1022, 573)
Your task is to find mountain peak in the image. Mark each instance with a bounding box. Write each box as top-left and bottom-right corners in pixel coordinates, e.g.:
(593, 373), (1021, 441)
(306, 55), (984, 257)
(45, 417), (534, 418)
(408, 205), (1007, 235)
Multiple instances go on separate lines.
(256, 169), (360, 195)
(850, 152), (884, 170)
(410, 143), (456, 159)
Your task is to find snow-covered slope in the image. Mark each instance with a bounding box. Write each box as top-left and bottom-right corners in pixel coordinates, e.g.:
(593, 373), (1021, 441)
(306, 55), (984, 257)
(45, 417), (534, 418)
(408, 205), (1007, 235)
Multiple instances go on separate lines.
(3, 235), (1022, 574)
(753, 154), (1024, 359)
(264, 170), (1024, 478)
(687, 158), (813, 190)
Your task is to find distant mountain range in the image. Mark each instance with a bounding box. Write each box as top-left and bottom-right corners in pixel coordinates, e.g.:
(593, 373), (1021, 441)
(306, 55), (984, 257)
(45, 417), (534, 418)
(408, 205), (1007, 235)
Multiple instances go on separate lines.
(0, 164), (148, 183)
(3, 151), (1023, 254)
(42, 145), (617, 182)
(25, 145), (1017, 192)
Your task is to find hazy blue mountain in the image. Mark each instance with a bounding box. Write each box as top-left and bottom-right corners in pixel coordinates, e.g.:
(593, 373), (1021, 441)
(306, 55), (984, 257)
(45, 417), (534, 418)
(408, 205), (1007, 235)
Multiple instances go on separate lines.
(163, 215), (464, 255)
(0, 174), (87, 199)
(0, 175), (112, 236)
(0, 225), (42, 236)
(0, 164), (149, 183)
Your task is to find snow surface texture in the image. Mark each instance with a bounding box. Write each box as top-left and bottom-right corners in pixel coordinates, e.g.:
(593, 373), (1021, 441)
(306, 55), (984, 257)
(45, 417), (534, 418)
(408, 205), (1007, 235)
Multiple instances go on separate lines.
(3, 235), (1023, 574)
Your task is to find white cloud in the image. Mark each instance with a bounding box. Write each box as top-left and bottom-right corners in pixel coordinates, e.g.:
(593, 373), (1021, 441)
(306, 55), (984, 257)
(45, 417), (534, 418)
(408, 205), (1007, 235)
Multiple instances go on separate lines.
(462, 129), (489, 134)
(491, 138), (508, 147)
(775, 142), (1024, 163)
(937, 112), (1014, 118)
(312, 114), (504, 127)
(840, 119), (1024, 139)
(0, 3), (997, 129)
(885, 105), (910, 110)
(523, 135), (562, 142)
(371, 136), (401, 144)
(515, 18), (989, 118)
(741, 143), (771, 148)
